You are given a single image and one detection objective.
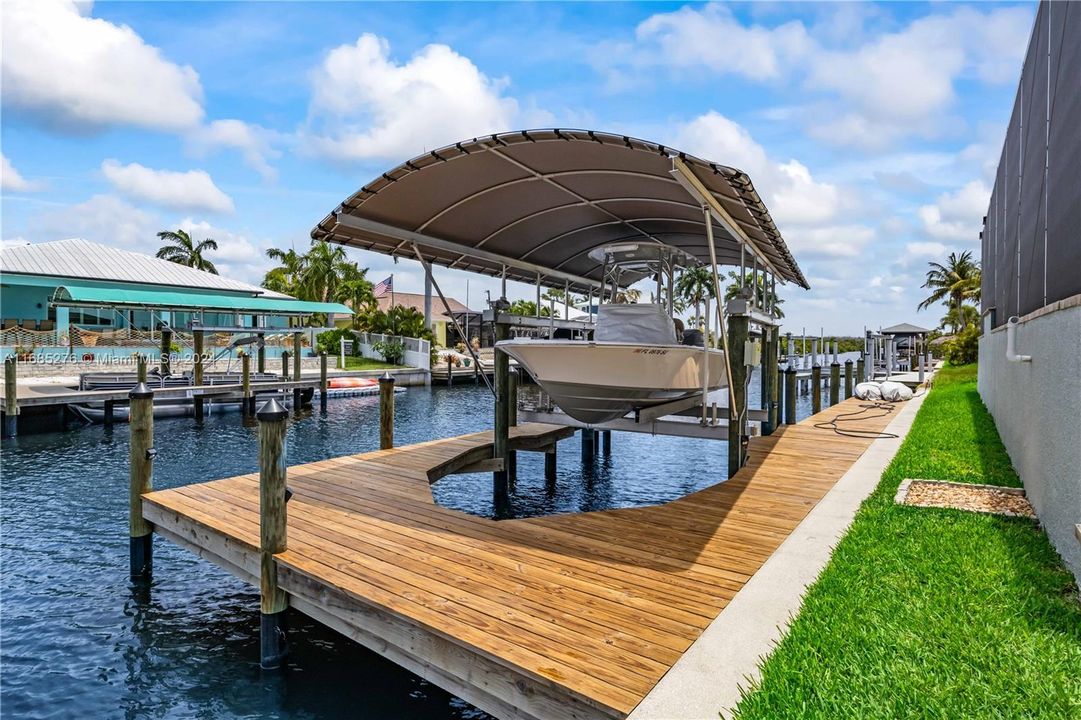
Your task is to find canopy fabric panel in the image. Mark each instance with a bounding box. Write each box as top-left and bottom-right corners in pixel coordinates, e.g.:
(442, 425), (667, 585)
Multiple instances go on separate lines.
(312, 129), (809, 295)
(51, 285), (352, 316)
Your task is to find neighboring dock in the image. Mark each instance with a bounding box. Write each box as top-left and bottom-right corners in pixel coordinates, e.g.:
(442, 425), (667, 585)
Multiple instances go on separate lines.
(142, 400), (897, 720)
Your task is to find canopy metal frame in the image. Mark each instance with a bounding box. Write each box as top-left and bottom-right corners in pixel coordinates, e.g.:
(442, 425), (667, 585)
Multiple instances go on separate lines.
(313, 129), (808, 296)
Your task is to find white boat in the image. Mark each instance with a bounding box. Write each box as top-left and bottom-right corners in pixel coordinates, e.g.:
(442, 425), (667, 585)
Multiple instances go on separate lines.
(498, 241), (729, 425)
(499, 335), (726, 425)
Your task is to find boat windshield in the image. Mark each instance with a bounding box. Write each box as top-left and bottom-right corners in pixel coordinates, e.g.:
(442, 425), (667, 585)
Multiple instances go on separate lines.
(595, 304), (678, 344)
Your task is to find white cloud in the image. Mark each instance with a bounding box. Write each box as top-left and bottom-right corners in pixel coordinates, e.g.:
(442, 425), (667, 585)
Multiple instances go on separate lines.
(917, 180), (988, 242)
(28, 194), (160, 251)
(1, 0), (203, 132)
(672, 111), (841, 227)
(175, 218), (272, 283)
(303, 33), (519, 162)
(187, 119), (282, 181)
(905, 241), (951, 259)
(607, 4), (1032, 150)
(1, 154), (44, 192)
(784, 225), (875, 259)
(102, 160), (234, 214)
(627, 4), (813, 82)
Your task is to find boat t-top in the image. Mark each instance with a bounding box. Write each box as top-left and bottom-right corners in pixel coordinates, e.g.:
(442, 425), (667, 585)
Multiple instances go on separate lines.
(497, 242), (728, 425)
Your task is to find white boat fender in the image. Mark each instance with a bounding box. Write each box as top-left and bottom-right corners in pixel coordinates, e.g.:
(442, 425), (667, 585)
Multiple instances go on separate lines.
(854, 382), (882, 400)
(879, 381), (913, 402)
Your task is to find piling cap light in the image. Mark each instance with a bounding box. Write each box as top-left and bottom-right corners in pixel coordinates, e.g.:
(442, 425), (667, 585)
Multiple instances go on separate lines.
(379, 371), (395, 383)
(257, 397), (289, 422)
(129, 382), (154, 400)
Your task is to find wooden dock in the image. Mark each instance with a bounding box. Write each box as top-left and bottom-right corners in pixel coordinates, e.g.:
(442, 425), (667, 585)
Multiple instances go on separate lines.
(144, 401), (897, 720)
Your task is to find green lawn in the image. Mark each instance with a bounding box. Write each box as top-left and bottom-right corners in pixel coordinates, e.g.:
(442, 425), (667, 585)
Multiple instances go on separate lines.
(338, 356), (403, 371)
(731, 364), (1081, 719)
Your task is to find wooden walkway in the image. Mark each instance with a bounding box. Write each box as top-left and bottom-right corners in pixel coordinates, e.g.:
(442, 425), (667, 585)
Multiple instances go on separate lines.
(144, 400), (898, 720)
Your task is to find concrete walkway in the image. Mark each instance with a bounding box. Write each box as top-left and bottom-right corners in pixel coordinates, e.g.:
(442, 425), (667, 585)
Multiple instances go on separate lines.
(629, 390), (928, 720)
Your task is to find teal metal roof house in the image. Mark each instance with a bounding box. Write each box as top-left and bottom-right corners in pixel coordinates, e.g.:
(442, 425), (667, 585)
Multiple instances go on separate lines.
(1, 239), (350, 358)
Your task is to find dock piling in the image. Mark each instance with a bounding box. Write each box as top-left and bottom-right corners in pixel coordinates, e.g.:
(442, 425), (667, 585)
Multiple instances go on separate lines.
(257, 335), (266, 374)
(128, 382), (155, 579)
(770, 342), (780, 431)
(137, 354), (148, 383)
(784, 366), (797, 425)
(727, 313), (749, 477)
(601, 430), (611, 456)
(241, 352), (253, 417)
(257, 398), (290, 670)
(544, 448), (557, 489)
(446, 356), (453, 386)
(319, 352), (328, 413)
(3, 356), (18, 438)
(580, 428), (595, 463)
(379, 372), (395, 450)
(830, 359), (841, 406)
(160, 326), (172, 376)
(507, 368), (518, 485)
(193, 330), (205, 422)
(281, 351), (290, 382)
(492, 322), (511, 518)
(292, 333), (302, 409)
(104, 400), (115, 427)
(857, 354), (866, 385)
(844, 360), (854, 398)
(811, 362), (822, 415)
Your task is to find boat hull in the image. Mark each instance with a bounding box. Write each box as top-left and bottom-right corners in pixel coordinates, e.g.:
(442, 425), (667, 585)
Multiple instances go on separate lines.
(497, 340), (727, 424)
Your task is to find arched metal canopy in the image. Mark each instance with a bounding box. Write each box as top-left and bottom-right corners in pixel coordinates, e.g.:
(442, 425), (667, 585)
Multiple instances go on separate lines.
(312, 128), (809, 294)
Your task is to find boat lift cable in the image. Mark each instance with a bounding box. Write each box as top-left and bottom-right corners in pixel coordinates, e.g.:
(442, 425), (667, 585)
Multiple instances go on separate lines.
(411, 244), (496, 397)
(702, 206), (738, 427)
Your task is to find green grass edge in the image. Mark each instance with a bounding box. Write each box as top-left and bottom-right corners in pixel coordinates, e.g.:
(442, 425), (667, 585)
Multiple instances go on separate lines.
(729, 364), (1081, 720)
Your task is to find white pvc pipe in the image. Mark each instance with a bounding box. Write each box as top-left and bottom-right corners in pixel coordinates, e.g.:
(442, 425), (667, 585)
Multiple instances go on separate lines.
(1006, 316), (1032, 362)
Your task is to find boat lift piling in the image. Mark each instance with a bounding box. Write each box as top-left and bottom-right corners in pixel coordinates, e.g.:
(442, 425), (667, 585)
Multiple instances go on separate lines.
(281, 351), (289, 382)
(507, 368), (518, 484)
(137, 354), (148, 383)
(844, 359), (854, 398)
(811, 352), (822, 415)
(292, 333), (303, 410)
(492, 319), (512, 518)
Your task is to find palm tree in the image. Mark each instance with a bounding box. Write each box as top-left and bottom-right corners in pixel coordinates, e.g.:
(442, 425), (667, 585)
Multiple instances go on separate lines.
(155, 229), (219, 273)
(918, 251), (981, 328)
(940, 304), (979, 334)
(263, 247), (305, 296)
(299, 241), (350, 303)
(724, 271), (785, 319)
(613, 287), (641, 304)
(675, 266), (714, 326)
(335, 274), (376, 329)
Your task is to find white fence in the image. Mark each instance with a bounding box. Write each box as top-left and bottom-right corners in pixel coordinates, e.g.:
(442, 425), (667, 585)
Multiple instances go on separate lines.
(328, 331), (430, 370)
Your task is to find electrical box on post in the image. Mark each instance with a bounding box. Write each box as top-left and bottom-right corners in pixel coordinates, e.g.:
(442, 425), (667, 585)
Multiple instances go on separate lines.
(744, 340), (762, 367)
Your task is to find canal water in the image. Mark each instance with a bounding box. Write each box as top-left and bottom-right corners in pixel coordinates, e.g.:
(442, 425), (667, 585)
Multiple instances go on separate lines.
(1, 370), (828, 719)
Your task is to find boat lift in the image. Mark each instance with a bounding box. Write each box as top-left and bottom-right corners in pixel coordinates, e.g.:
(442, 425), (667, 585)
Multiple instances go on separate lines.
(312, 128), (808, 491)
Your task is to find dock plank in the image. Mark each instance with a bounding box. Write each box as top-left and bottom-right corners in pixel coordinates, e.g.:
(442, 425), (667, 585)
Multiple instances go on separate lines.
(144, 402), (900, 719)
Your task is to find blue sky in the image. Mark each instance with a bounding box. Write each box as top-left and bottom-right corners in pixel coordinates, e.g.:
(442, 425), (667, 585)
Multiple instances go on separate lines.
(1, 1), (1035, 334)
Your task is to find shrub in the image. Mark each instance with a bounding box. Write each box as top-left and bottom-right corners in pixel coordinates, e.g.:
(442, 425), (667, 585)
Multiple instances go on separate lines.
(315, 328), (355, 356)
(373, 339), (405, 365)
(944, 324), (979, 365)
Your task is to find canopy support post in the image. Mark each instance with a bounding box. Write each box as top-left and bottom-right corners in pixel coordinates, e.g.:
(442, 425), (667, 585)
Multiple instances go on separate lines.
(411, 245), (494, 396)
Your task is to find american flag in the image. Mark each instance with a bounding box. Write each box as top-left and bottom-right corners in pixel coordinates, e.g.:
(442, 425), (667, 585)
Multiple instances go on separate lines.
(373, 275), (393, 297)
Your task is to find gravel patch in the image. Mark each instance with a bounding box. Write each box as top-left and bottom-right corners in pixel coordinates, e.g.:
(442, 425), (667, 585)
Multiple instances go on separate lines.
(896, 479), (1036, 518)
